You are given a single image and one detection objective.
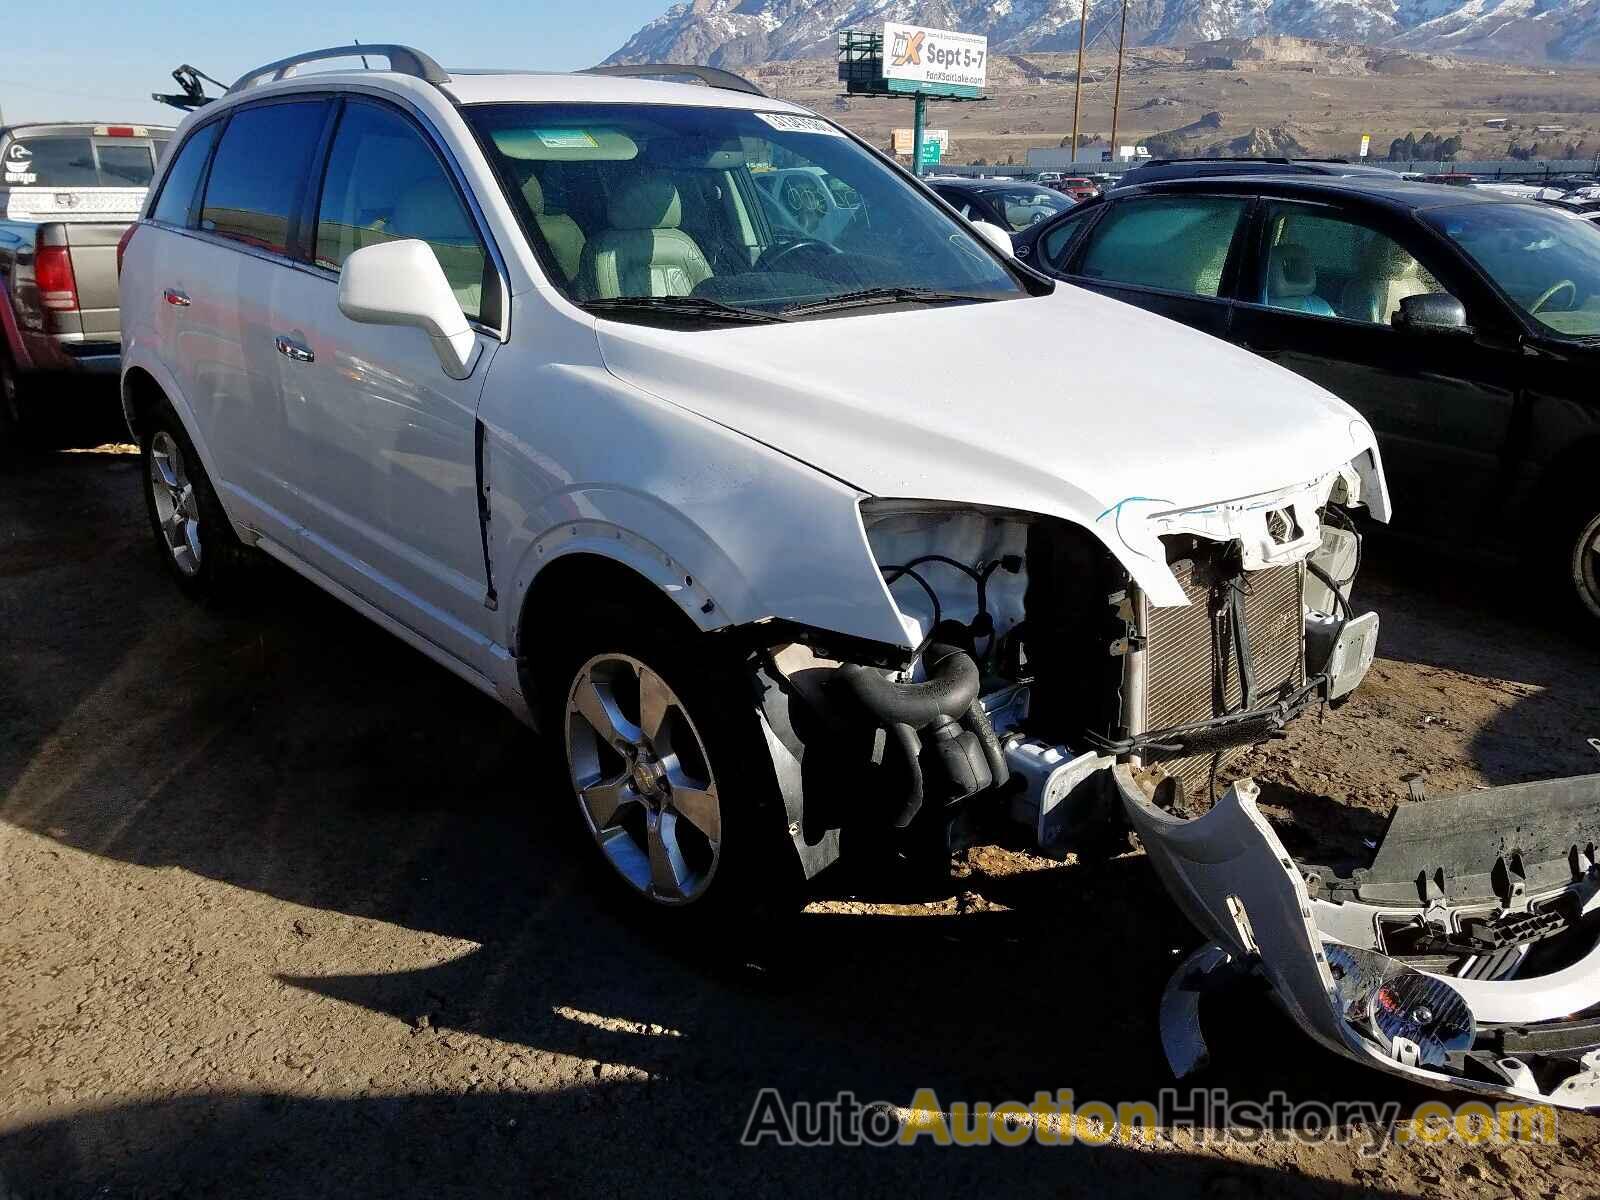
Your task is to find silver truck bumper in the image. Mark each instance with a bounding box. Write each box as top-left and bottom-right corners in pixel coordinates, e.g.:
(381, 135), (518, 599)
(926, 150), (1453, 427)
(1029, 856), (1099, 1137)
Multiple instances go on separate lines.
(1118, 764), (1600, 1110)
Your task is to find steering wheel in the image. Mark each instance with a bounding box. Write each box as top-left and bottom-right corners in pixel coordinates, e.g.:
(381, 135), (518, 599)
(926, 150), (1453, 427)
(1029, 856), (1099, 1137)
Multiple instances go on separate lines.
(1531, 279), (1577, 314)
(759, 239), (842, 271)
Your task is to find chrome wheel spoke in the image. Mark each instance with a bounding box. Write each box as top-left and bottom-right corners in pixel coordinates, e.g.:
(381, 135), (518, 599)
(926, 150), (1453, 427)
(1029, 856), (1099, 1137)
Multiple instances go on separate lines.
(647, 810), (692, 900)
(637, 666), (672, 743)
(151, 449), (180, 490)
(664, 763), (720, 844)
(581, 773), (636, 830)
(182, 517), (203, 563)
(571, 674), (641, 751)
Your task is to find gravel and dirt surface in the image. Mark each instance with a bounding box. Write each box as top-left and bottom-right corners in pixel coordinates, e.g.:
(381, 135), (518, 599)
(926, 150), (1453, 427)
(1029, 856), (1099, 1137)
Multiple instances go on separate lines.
(3, 416), (1600, 1199)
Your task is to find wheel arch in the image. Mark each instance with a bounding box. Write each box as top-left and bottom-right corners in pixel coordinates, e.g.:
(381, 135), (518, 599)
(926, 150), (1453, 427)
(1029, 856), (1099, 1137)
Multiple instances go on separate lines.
(513, 548), (716, 727)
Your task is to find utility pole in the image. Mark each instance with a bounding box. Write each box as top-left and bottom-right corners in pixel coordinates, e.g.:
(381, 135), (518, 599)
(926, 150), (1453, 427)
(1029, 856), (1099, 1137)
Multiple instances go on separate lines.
(1107, 0), (1128, 163)
(1070, 0), (1087, 164)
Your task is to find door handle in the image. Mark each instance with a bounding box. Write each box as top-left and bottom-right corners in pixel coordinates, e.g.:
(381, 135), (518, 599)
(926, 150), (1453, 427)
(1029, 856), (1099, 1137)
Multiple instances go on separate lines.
(163, 288), (190, 307)
(274, 335), (315, 364)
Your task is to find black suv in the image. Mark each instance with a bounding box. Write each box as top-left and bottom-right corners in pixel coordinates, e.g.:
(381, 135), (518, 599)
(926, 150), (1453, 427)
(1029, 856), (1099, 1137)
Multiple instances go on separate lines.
(1018, 173), (1600, 624)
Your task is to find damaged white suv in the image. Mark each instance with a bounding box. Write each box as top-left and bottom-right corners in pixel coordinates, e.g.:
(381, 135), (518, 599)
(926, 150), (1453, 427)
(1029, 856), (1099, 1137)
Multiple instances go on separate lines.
(122, 46), (1600, 1109)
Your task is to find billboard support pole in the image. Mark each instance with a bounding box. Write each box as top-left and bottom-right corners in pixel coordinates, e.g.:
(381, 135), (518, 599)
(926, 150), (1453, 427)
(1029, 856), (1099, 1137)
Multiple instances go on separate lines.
(912, 92), (928, 177)
(1070, 0), (1087, 163)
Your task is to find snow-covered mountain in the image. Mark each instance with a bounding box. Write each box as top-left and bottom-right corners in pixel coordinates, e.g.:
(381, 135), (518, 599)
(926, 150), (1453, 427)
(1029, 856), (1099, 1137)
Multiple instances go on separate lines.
(604, 0), (1600, 66)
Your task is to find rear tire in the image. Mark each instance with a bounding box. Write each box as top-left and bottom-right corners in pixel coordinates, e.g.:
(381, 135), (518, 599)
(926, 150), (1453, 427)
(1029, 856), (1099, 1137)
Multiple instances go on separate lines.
(543, 600), (801, 931)
(139, 402), (249, 602)
(0, 353), (32, 452)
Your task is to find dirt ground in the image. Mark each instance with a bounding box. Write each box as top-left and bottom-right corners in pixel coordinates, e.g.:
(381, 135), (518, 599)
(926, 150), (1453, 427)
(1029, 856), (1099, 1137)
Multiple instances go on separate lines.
(3, 407), (1600, 1199)
(751, 47), (1600, 166)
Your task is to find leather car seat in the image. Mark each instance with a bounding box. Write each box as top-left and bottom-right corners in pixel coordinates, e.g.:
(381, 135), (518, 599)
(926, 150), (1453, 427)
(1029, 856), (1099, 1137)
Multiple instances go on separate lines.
(1264, 244), (1336, 317)
(1340, 239), (1433, 324)
(580, 176), (713, 300)
(520, 171), (585, 285)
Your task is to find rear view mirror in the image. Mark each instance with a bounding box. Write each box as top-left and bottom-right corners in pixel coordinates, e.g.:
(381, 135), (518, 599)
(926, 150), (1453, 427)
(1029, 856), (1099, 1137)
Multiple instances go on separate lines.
(970, 220), (1016, 258)
(1394, 292), (1470, 335)
(337, 239), (481, 379)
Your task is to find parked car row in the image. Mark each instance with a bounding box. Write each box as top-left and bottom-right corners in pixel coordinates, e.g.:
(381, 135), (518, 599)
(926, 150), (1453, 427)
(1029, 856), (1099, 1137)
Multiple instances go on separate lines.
(105, 44), (1600, 1114)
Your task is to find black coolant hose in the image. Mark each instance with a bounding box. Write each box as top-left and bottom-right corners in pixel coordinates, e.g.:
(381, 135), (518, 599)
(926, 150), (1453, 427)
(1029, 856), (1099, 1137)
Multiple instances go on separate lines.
(835, 642), (980, 727)
(837, 643), (998, 828)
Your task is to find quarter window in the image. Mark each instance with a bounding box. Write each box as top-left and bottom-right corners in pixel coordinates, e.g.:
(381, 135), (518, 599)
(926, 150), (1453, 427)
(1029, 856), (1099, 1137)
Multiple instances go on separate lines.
(199, 100), (328, 256)
(1259, 203), (1449, 325)
(1078, 196), (1247, 297)
(151, 123), (219, 227)
(314, 102), (489, 324)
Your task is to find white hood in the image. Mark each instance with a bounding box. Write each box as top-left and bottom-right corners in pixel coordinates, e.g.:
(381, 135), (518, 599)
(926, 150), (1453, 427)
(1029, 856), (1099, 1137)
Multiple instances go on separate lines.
(596, 284), (1388, 604)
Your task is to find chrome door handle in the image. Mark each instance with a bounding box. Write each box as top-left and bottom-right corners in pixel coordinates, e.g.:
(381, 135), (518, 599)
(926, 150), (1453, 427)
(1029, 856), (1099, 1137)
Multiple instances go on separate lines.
(274, 335), (314, 364)
(163, 288), (190, 307)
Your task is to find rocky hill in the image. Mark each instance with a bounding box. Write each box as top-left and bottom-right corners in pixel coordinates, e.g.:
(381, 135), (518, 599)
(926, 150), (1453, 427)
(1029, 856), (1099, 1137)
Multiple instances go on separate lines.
(606, 0), (1600, 67)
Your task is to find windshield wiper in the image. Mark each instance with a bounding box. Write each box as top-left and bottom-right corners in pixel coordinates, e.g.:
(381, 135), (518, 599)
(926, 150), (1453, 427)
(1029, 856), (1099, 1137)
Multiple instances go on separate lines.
(782, 286), (998, 316)
(582, 295), (789, 324)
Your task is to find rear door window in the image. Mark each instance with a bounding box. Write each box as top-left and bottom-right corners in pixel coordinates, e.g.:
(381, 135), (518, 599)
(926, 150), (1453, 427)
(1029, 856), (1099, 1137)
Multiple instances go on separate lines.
(1077, 195), (1248, 297)
(199, 100), (329, 256)
(313, 101), (490, 324)
(151, 123), (220, 226)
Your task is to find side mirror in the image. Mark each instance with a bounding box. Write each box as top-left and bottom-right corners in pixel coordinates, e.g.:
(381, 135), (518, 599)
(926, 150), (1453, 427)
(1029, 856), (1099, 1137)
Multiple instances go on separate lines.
(337, 239), (481, 379)
(970, 220), (1016, 258)
(1394, 292), (1470, 335)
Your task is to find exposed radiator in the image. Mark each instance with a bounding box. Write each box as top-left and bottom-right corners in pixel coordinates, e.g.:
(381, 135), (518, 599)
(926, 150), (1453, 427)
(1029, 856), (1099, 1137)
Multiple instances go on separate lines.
(1137, 554), (1306, 801)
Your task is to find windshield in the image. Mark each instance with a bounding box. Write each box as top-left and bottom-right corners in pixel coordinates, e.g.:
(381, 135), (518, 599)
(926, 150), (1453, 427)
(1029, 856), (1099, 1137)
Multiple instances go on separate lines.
(3, 136), (165, 188)
(465, 102), (1023, 321)
(985, 186), (1072, 231)
(1425, 203), (1600, 337)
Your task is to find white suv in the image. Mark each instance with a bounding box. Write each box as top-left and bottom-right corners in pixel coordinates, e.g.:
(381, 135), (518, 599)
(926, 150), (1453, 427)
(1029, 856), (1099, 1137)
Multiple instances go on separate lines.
(128, 45), (1600, 1108)
(121, 41), (1387, 903)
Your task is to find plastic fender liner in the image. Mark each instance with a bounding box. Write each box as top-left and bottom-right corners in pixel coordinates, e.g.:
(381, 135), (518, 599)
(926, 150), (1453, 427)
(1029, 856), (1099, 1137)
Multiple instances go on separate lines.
(1114, 764), (1600, 1110)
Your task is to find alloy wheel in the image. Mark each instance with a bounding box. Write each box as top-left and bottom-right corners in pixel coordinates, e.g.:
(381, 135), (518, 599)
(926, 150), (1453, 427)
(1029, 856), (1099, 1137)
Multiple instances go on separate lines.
(565, 653), (722, 905)
(149, 431), (203, 576)
(1576, 512), (1600, 622)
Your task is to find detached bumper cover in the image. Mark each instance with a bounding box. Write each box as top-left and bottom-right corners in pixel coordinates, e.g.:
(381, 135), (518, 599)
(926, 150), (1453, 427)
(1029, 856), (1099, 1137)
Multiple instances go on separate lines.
(1118, 764), (1600, 1109)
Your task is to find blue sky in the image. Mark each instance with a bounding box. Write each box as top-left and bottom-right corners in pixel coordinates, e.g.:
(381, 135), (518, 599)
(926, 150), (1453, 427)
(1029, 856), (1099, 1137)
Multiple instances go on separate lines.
(0, 0), (668, 126)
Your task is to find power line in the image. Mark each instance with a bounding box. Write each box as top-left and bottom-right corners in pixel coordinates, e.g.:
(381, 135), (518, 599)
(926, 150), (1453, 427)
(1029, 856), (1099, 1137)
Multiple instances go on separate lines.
(0, 78), (152, 105)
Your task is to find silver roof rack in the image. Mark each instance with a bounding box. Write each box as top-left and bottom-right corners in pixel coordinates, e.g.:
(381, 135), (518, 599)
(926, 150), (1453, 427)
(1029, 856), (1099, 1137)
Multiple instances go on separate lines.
(228, 44), (450, 95)
(583, 64), (765, 98)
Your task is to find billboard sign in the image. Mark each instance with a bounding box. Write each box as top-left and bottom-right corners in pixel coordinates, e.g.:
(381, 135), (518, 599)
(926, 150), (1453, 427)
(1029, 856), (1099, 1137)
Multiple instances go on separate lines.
(892, 128), (950, 156)
(883, 22), (988, 97)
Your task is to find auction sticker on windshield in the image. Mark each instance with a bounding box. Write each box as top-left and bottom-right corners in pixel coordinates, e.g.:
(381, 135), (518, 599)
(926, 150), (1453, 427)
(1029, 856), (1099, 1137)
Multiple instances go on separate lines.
(534, 129), (599, 150)
(753, 113), (845, 137)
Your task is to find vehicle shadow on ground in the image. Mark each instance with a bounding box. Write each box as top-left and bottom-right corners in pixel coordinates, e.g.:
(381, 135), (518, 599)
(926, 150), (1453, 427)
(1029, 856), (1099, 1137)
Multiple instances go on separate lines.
(1355, 536), (1600, 787)
(0, 451), (1464, 1195)
(1, 1088), (1417, 1199)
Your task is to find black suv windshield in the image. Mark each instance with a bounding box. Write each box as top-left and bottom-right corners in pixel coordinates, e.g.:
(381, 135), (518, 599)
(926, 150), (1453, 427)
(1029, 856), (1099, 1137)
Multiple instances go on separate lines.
(1426, 202), (1600, 338)
(465, 102), (1024, 321)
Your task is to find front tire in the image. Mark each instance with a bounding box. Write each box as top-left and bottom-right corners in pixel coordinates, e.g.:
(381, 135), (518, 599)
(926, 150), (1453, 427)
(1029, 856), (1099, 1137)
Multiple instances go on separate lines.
(1567, 504), (1600, 628)
(139, 404), (247, 601)
(547, 603), (799, 926)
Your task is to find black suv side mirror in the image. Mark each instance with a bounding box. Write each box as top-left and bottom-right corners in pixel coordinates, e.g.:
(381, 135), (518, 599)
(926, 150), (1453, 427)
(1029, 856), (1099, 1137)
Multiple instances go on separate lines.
(1394, 292), (1470, 334)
